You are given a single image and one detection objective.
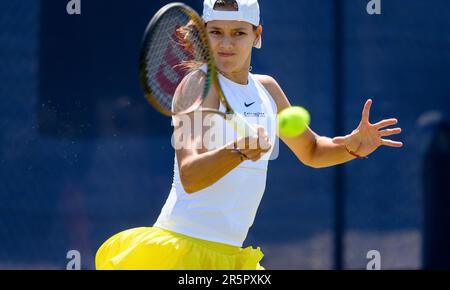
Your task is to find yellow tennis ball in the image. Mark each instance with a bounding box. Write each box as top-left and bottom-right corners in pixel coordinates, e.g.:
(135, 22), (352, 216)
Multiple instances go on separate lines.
(278, 106), (311, 137)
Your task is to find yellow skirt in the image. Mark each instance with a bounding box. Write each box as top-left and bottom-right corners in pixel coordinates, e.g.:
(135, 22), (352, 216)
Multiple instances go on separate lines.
(95, 226), (265, 270)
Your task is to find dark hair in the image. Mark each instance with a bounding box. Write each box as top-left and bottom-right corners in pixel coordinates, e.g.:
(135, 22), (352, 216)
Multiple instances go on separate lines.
(212, 0), (259, 29)
(213, 0), (239, 11)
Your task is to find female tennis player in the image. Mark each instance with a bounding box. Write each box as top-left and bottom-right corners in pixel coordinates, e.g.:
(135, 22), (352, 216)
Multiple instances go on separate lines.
(95, 0), (403, 270)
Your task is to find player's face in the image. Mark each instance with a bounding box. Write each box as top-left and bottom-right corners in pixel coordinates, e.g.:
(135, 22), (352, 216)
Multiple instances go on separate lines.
(206, 20), (260, 74)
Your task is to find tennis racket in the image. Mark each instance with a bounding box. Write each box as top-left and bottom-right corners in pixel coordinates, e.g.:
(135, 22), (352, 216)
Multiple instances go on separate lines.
(138, 2), (256, 138)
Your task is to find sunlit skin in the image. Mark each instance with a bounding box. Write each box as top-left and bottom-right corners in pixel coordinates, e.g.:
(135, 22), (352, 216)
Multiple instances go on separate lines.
(175, 21), (403, 193)
(206, 20), (262, 85)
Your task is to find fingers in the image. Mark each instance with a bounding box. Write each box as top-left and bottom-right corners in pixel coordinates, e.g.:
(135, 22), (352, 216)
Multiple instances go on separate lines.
(381, 139), (403, 147)
(249, 152), (264, 162)
(258, 135), (272, 152)
(362, 99), (372, 123)
(242, 134), (267, 151)
(332, 136), (347, 145)
(256, 125), (268, 139)
(255, 125), (272, 151)
(332, 134), (353, 145)
(379, 127), (402, 137)
(374, 118), (398, 130)
(239, 148), (266, 162)
(237, 125), (272, 162)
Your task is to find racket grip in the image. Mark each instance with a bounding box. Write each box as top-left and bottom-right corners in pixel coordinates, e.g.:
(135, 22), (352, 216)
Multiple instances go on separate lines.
(226, 113), (257, 139)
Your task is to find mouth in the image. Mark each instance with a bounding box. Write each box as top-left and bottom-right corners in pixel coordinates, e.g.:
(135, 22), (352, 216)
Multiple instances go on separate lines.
(218, 52), (236, 58)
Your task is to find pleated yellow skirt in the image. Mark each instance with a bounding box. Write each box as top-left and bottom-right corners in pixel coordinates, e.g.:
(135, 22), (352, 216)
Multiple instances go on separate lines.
(95, 226), (265, 270)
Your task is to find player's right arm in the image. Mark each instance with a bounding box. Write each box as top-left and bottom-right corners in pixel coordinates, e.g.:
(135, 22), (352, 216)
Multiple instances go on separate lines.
(173, 71), (271, 194)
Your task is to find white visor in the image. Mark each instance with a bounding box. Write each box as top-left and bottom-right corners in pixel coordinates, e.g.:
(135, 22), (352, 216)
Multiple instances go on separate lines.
(202, 0), (262, 49)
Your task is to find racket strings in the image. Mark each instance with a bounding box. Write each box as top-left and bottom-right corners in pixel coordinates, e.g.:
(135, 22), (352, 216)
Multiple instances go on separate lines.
(142, 8), (210, 115)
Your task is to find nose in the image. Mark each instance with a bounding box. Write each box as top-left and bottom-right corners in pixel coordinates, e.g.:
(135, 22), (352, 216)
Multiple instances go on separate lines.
(219, 35), (234, 49)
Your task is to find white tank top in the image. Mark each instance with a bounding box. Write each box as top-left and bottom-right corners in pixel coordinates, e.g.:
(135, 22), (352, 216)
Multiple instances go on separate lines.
(154, 67), (278, 247)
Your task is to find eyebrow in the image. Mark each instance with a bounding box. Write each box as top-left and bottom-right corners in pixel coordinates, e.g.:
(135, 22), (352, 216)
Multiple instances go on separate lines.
(208, 26), (249, 31)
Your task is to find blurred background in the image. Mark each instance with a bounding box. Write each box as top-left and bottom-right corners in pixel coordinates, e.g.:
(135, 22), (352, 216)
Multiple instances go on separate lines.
(0, 0), (449, 269)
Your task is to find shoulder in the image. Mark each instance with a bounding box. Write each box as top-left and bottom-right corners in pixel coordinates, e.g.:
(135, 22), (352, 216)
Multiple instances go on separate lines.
(253, 74), (290, 113)
(253, 74), (277, 88)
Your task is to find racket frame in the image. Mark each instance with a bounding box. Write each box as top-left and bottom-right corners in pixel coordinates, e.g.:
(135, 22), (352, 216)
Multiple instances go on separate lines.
(139, 2), (257, 138)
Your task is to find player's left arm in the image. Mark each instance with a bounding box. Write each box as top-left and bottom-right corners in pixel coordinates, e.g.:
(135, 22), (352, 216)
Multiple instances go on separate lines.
(255, 75), (404, 168)
(255, 74), (318, 168)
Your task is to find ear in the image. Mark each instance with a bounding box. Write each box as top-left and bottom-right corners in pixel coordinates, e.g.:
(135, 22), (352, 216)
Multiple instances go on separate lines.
(254, 25), (263, 46)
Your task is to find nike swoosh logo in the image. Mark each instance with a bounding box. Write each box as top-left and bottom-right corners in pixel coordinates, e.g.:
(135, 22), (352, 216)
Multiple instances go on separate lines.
(244, 102), (256, 107)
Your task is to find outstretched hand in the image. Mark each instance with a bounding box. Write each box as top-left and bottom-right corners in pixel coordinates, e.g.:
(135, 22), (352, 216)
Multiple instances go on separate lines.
(332, 99), (403, 158)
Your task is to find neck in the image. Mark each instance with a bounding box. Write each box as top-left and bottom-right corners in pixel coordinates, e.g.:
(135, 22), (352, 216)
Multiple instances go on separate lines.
(221, 69), (249, 85)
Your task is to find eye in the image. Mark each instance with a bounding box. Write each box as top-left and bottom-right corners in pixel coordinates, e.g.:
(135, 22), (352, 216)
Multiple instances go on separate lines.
(209, 30), (221, 35)
(235, 32), (246, 36)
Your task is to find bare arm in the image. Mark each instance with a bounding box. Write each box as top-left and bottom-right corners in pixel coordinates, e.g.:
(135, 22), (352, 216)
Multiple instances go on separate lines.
(255, 74), (318, 167)
(177, 139), (244, 194)
(255, 75), (403, 168)
(308, 136), (356, 168)
(174, 71), (270, 193)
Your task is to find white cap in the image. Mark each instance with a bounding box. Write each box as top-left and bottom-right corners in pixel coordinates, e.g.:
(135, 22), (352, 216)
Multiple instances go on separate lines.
(202, 0), (262, 49)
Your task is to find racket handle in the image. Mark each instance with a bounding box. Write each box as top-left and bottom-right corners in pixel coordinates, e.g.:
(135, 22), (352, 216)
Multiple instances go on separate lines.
(226, 113), (258, 139)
